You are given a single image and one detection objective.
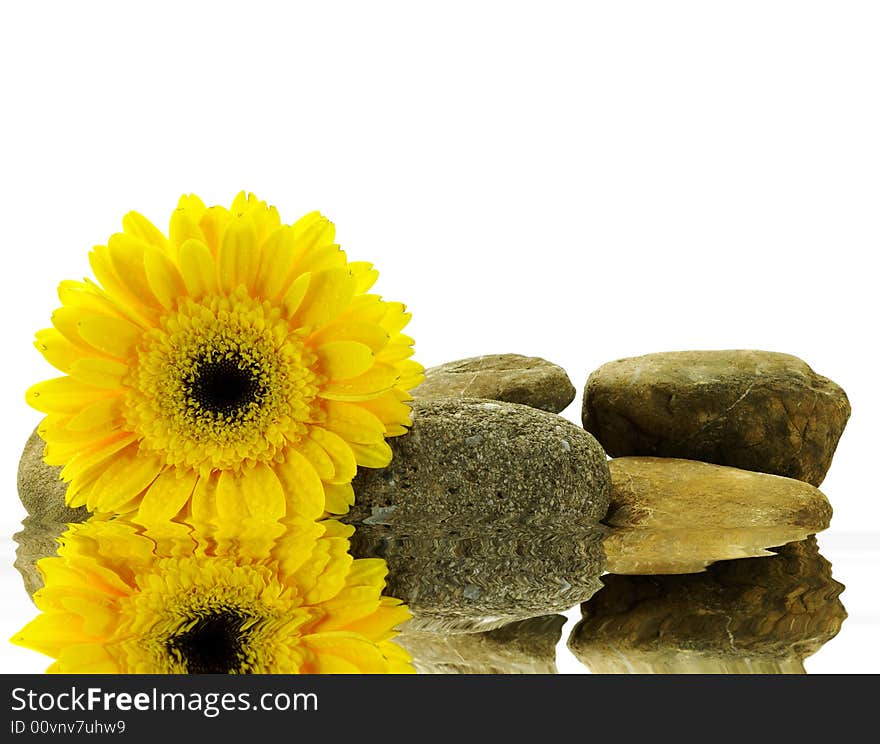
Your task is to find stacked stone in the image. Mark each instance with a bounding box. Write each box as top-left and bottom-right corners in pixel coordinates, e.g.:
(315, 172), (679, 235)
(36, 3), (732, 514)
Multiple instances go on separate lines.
(582, 350), (850, 574)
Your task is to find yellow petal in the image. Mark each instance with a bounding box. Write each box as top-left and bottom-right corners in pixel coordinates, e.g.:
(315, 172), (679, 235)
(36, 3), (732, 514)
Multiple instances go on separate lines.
(215, 470), (252, 522)
(291, 212), (336, 250)
(323, 482), (355, 515)
(27, 377), (112, 414)
(50, 307), (95, 350)
(178, 238), (218, 297)
(349, 440), (393, 469)
(198, 206), (231, 255)
(254, 227), (296, 299)
(57, 280), (130, 320)
(281, 272), (311, 317)
(309, 320), (390, 353)
(350, 261), (379, 293)
(218, 213), (258, 292)
(380, 302), (413, 334)
(292, 267), (356, 329)
(122, 211), (168, 249)
(274, 450), (325, 521)
(302, 632), (391, 674)
(316, 341), (375, 380)
(293, 436), (335, 482)
(344, 600), (412, 642)
(107, 233), (159, 308)
(136, 469), (198, 523)
(323, 400), (386, 443)
(67, 397), (124, 432)
(34, 329), (89, 373)
(357, 391), (413, 430)
(85, 444), (162, 513)
(55, 431), (138, 477)
(295, 245), (348, 275)
(169, 197), (206, 249)
(309, 428), (357, 484)
(55, 644), (118, 674)
(11, 613), (89, 657)
(240, 464), (286, 521)
(88, 245), (157, 326)
(69, 358), (129, 389)
(144, 245), (186, 309)
(190, 474), (218, 524)
(75, 314), (143, 358)
(319, 363), (400, 401)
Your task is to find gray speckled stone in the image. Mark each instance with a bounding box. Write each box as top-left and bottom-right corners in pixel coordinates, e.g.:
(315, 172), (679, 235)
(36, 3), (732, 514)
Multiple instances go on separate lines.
(350, 397), (611, 525)
(583, 350), (851, 486)
(414, 354), (576, 413)
(18, 429), (89, 523)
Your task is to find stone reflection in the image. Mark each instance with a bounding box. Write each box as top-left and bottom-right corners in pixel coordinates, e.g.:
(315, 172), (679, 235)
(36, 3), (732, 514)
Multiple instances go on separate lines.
(348, 517), (607, 633)
(569, 537), (846, 674)
(14, 517), (68, 598)
(398, 615), (566, 674)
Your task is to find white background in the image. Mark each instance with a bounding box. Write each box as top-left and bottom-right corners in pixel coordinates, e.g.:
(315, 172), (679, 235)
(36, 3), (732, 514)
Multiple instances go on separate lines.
(0, 1), (877, 674)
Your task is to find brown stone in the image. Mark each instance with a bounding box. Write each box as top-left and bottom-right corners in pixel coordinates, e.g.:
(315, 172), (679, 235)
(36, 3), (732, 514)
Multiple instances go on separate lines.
(582, 350), (850, 486)
(415, 354), (576, 413)
(397, 615), (566, 674)
(603, 457), (832, 574)
(569, 538), (847, 674)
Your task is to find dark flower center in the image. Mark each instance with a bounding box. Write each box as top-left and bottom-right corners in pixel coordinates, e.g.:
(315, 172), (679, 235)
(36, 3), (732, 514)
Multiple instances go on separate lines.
(184, 352), (267, 419)
(166, 607), (252, 674)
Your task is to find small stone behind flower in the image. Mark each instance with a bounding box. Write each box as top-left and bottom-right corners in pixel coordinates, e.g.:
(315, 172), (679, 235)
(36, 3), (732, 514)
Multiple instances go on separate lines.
(17, 429), (89, 524)
(415, 354), (576, 413)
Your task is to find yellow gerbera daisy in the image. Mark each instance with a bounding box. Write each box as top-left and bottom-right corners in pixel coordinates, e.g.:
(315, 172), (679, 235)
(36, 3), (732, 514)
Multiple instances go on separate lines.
(26, 192), (422, 521)
(11, 518), (414, 674)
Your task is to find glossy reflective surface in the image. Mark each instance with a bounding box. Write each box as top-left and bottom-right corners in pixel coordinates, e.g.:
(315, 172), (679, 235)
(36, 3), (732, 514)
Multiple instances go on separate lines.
(569, 538), (846, 674)
(12, 515), (849, 673)
(347, 517), (607, 633)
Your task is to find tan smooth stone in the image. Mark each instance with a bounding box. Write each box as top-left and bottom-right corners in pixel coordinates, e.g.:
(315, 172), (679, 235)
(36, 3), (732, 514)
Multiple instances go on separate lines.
(604, 457), (832, 574)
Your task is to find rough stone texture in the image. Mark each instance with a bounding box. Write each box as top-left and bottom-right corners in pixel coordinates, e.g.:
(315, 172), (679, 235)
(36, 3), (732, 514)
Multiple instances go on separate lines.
(414, 354), (577, 413)
(13, 518), (68, 600)
(397, 615), (566, 674)
(350, 397), (610, 525)
(582, 350), (851, 486)
(569, 538), (847, 674)
(18, 429), (89, 523)
(348, 519), (607, 633)
(603, 457), (832, 574)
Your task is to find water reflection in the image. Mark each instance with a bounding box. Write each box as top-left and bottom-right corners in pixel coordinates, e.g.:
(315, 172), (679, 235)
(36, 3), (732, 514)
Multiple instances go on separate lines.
(14, 517), (69, 598)
(398, 615), (566, 674)
(347, 517), (607, 632)
(14, 518), (847, 674)
(12, 517), (414, 674)
(569, 538), (846, 674)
